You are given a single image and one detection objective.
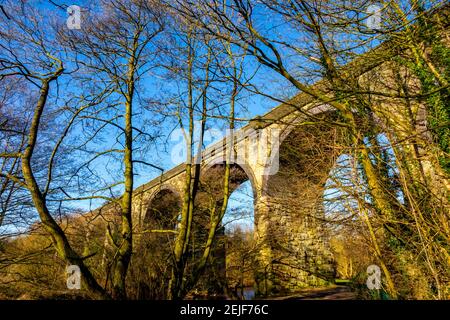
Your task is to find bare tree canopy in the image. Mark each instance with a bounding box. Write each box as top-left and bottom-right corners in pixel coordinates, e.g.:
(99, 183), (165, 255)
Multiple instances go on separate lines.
(0, 0), (448, 302)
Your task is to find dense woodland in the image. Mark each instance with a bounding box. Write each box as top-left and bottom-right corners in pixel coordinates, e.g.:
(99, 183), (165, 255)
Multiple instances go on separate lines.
(0, 0), (449, 300)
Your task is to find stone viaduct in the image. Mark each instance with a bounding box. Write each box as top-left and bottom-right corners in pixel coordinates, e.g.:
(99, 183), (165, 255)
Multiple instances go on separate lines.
(123, 21), (431, 294)
(124, 37), (413, 296)
(87, 4), (449, 298)
(127, 88), (358, 296)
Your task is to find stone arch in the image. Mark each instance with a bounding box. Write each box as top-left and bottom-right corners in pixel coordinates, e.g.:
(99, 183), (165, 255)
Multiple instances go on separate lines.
(144, 186), (182, 230)
(146, 183), (182, 205)
(184, 161), (258, 295)
(200, 160), (258, 234)
(203, 157), (259, 203)
(261, 109), (345, 195)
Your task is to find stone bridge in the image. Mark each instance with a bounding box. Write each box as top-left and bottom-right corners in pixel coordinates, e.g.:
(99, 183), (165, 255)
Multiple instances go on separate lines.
(130, 95), (348, 296)
(125, 25), (427, 294)
(87, 5), (449, 298)
(126, 33), (416, 295)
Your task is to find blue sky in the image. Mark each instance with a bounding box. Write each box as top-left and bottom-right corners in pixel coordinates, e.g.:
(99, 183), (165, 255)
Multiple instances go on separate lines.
(2, 0), (424, 234)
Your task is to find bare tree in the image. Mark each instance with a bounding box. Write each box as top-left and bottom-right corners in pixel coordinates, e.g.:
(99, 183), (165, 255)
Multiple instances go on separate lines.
(61, 0), (164, 299)
(0, 0), (108, 298)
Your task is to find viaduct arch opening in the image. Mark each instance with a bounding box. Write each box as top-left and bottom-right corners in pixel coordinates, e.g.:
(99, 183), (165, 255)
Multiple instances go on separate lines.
(189, 162), (257, 296)
(256, 115), (344, 295)
(132, 188), (182, 299)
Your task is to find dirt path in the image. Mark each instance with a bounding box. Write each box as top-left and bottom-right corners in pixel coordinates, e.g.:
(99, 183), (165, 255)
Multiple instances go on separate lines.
(270, 286), (356, 300)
